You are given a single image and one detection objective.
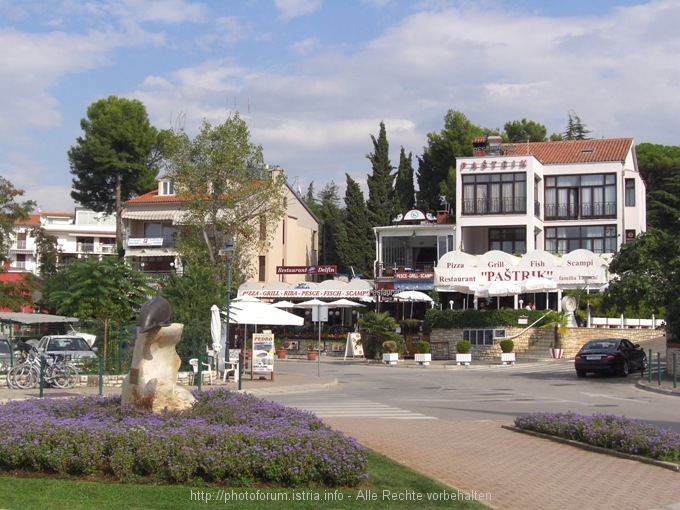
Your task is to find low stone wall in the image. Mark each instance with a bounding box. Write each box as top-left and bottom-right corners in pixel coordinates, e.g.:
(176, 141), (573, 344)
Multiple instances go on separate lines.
(430, 326), (663, 361)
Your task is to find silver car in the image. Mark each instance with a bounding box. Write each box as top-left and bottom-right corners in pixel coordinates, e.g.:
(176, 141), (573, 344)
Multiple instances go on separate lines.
(37, 335), (98, 363)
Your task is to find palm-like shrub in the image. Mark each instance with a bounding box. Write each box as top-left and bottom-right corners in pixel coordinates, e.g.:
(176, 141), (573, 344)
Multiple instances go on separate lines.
(358, 311), (401, 359)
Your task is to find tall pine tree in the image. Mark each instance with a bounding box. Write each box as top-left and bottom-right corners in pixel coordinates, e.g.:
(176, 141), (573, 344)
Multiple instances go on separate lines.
(366, 121), (395, 229)
(393, 147), (415, 215)
(343, 174), (373, 277)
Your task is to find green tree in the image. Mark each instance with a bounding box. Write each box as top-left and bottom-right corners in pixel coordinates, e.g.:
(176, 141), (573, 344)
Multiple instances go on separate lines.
(393, 147), (415, 215)
(162, 264), (223, 360)
(636, 143), (680, 234)
(602, 229), (678, 319)
(0, 177), (35, 266)
(43, 258), (152, 360)
(343, 174), (372, 277)
(366, 122), (395, 229)
(416, 110), (485, 212)
(563, 111), (591, 140)
(29, 226), (60, 276)
(316, 182), (347, 269)
(358, 311), (401, 360)
(68, 96), (160, 251)
(163, 113), (286, 283)
(503, 118), (547, 142)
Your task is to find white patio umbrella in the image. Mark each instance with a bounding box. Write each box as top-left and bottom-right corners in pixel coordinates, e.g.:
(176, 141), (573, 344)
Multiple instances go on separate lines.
(327, 298), (364, 308)
(474, 281), (522, 308)
(393, 290), (433, 319)
(226, 297), (304, 326)
(210, 304), (222, 371)
(271, 300), (296, 309)
(518, 277), (557, 309)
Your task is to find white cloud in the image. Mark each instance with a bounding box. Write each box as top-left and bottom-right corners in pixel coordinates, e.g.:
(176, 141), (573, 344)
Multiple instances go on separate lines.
(274, 0), (323, 20)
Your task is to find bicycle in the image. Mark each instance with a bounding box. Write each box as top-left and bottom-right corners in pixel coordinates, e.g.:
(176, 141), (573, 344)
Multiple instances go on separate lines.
(6, 347), (79, 390)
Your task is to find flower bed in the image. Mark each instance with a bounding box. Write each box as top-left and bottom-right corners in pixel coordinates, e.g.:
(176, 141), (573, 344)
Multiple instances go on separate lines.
(0, 389), (367, 487)
(514, 412), (680, 464)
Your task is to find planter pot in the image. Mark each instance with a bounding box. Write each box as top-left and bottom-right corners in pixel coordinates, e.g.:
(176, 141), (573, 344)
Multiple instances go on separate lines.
(501, 352), (515, 364)
(307, 351), (317, 361)
(382, 352), (399, 365)
(550, 348), (565, 359)
(414, 353), (431, 366)
(276, 349), (287, 359)
(456, 353), (472, 366)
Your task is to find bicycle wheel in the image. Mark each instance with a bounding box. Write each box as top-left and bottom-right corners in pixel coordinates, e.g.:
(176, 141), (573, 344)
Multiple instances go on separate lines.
(12, 365), (38, 389)
(51, 364), (78, 389)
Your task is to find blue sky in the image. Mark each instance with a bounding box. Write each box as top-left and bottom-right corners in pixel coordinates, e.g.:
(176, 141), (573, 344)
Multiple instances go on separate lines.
(1, 0), (678, 212)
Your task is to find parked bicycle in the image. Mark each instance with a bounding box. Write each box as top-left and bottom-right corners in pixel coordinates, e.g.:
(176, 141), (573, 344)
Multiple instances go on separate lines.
(6, 345), (79, 390)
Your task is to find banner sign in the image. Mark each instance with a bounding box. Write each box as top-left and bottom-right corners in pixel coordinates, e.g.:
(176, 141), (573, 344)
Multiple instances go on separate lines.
(251, 333), (274, 373)
(276, 265), (337, 275)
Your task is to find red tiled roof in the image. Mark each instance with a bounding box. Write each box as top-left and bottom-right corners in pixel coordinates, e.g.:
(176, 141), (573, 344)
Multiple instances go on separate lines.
(498, 138), (634, 165)
(13, 214), (41, 226)
(125, 190), (185, 204)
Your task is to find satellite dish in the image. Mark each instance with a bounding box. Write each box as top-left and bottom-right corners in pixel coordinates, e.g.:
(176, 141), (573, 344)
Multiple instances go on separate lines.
(562, 296), (577, 312)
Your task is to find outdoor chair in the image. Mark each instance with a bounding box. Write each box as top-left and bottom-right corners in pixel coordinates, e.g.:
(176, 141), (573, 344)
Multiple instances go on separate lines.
(189, 358), (213, 385)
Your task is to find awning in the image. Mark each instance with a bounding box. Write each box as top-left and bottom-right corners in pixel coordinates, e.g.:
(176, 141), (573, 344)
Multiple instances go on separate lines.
(122, 210), (183, 222)
(125, 249), (174, 257)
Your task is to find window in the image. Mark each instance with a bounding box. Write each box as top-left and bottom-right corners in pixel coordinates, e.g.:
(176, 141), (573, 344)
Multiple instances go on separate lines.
(545, 225), (617, 254)
(625, 179), (635, 206)
(160, 180), (175, 196)
(258, 255), (266, 282)
(463, 329), (506, 346)
(462, 173), (526, 215)
(545, 174), (616, 219)
(489, 228), (526, 254)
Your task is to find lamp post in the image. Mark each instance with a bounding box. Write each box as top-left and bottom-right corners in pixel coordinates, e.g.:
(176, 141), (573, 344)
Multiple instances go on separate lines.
(219, 237), (236, 388)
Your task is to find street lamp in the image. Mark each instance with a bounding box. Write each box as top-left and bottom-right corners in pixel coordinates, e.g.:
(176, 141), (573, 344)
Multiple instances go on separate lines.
(219, 237), (236, 388)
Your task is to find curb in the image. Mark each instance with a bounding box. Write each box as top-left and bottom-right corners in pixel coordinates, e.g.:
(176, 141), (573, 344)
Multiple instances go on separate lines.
(636, 379), (680, 397)
(502, 425), (680, 473)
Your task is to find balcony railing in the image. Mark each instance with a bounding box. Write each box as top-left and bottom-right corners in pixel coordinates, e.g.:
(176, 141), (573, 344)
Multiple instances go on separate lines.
(377, 262), (436, 279)
(544, 201), (616, 220)
(462, 197), (527, 215)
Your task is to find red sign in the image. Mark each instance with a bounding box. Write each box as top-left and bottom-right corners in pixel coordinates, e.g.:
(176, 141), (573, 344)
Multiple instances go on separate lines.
(276, 265), (337, 275)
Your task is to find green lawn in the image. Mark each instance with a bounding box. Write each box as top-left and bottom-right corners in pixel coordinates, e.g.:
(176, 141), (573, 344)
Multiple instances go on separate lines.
(0, 451), (489, 510)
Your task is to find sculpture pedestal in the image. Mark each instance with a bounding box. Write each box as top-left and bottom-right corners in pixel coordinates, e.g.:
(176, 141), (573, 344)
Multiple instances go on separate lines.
(122, 323), (195, 413)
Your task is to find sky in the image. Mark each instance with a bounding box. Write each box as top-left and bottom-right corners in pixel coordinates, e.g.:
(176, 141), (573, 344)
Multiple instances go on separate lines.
(1, 0), (679, 213)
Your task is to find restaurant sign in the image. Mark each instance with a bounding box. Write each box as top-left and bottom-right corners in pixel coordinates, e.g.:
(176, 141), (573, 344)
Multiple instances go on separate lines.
(276, 265), (337, 275)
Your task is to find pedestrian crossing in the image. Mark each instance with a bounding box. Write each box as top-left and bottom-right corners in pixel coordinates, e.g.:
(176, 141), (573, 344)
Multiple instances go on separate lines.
(274, 396), (437, 420)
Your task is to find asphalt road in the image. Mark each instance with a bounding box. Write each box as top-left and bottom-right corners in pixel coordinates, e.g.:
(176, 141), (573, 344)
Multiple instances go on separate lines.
(267, 336), (679, 432)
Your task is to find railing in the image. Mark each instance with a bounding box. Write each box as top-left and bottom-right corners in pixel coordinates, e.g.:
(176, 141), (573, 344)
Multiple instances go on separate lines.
(544, 201), (617, 220)
(462, 197), (527, 215)
(378, 262), (436, 278)
(590, 316), (659, 329)
(15, 240), (27, 249)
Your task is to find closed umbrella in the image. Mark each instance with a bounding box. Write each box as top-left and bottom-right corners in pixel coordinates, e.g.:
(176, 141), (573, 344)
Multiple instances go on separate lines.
(210, 304), (223, 372)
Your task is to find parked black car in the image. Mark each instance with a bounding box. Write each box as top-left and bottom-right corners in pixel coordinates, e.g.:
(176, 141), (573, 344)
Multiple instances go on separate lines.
(574, 338), (647, 378)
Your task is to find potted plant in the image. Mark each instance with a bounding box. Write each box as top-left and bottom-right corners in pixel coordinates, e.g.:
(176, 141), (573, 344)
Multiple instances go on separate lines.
(455, 340), (472, 366)
(382, 340), (399, 365)
(358, 311), (400, 361)
(275, 339), (287, 359)
(307, 347), (317, 361)
(499, 339), (515, 364)
(542, 310), (569, 359)
(414, 340), (431, 366)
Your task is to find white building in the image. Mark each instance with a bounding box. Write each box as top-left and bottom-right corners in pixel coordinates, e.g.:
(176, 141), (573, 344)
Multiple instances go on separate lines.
(6, 209), (117, 275)
(455, 136), (645, 255)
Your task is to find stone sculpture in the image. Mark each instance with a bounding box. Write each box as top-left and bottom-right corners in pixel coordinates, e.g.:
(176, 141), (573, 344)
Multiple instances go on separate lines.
(122, 291), (195, 413)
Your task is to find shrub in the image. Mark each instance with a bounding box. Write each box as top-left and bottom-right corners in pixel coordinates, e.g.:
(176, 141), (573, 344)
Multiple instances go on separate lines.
(499, 339), (514, 353)
(0, 389), (368, 487)
(415, 341), (430, 353)
(514, 412), (680, 465)
(456, 340), (471, 353)
(382, 340), (397, 353)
